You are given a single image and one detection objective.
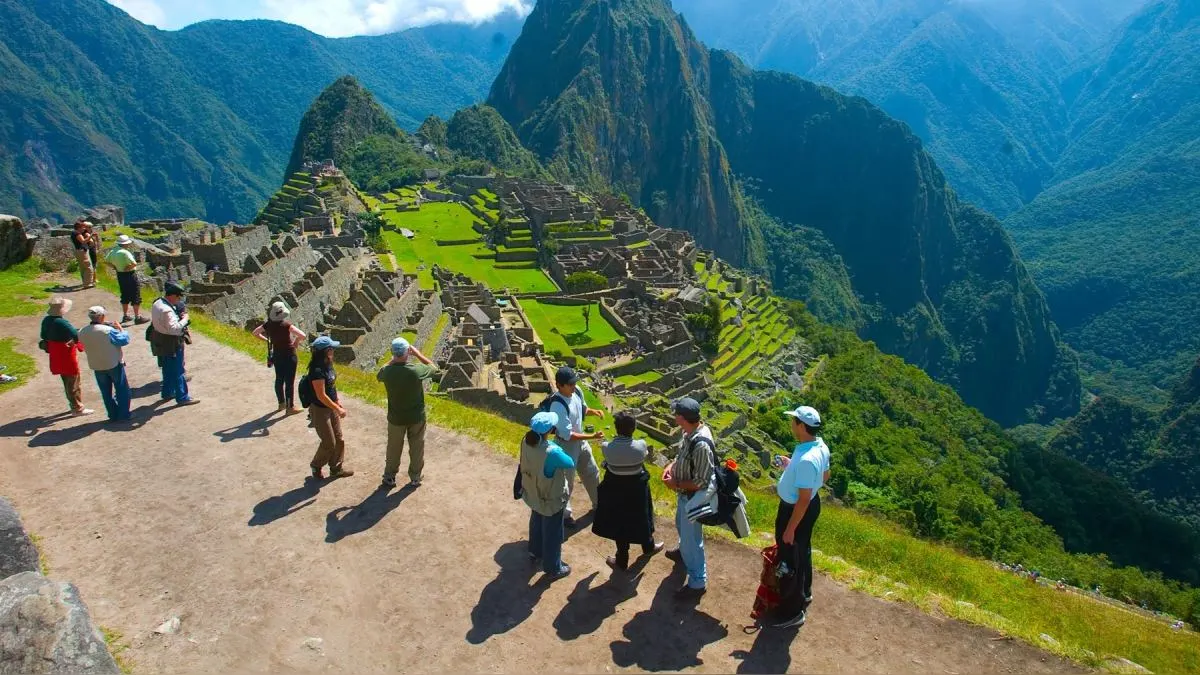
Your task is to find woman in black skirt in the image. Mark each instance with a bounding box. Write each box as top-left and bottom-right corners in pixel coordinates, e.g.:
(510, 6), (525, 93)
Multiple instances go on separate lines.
(593, 411), (664, 570)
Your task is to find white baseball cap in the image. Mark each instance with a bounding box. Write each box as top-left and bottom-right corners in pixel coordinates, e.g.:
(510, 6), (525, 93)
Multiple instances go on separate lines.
(784, 405), (822, 427)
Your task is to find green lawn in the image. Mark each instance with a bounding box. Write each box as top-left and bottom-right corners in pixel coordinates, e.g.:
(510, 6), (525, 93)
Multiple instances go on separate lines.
(615, 370), (663, 388)
(381, 202), (556, 293)
(0, 337), (37, 396)
(520, 299), (623, 358)
(0, 259), (56, 317)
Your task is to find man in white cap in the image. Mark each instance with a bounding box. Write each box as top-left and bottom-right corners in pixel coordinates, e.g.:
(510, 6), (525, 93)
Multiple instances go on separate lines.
(376, 337), (440, 488)
(78, 306), (133, 422)
(770, 405), (831, 629)
(105, 234), (147, 325)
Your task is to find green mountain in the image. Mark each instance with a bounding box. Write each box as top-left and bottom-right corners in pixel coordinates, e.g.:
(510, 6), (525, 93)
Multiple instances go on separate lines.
(445, 105), (545, 177)
(1006, 0), (1200, 404)
(487, 0), (1079, 425)
(286, 76), (406, 177)
(0, 0), (520, 223)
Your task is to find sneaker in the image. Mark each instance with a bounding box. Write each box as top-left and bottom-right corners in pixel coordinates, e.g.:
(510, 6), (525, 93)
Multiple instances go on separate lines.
(277, 403), (287, 412)
(665, 548), (683, 564)
(286, 407), (303, 415)
(549, 564), (571, 580)
(330, 467), (355, 479)
(642, 541), (665, 556)
(120, 315), (132, 324)
(176, 399), (201, 406)
(606, 555), (629, 571)
(72, 408), (95, 416)
(408, 479), (422, 488)
(771, 611), (806, 629)
(674, 585), (707, 601)
(133, 316), (149, 325)
(381, 475), (397, 489)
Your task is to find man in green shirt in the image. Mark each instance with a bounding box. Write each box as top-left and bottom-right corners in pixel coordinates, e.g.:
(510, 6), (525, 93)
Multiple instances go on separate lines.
(105, 235), (146, 325)
(377, 337), (440, 489)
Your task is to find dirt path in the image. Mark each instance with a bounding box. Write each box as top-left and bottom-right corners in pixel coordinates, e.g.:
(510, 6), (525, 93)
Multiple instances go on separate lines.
(0, 286), (1084, 674)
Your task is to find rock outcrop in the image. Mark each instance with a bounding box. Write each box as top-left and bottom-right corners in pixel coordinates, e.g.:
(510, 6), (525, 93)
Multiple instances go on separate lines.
(0, 499), (38, 580)
(0, 572), (119, 674)
(0, 215), (32, 270)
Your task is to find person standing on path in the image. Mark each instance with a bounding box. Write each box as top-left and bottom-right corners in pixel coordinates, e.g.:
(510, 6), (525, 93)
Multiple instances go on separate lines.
(376, 337), (440, 489)
(252, 301), (305, 414)
(548, 366), (605, 528)
(78, 306), (132, 423)
(662, 397), (716, 600)
(593, 411), (664, 571)
(771, 405), (831, 629)
(40, 297), (92, 416)
(104, 235), (148, 325)
(520, 411), (575, 580)
(307, 335), (353, 481)
(71, 221), (96, 289)
(149, 282), (199, 406)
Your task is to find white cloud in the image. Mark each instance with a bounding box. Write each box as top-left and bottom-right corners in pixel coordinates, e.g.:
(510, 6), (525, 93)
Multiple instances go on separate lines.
(260, 0), (533, 37)
(107, 0), (168, 27)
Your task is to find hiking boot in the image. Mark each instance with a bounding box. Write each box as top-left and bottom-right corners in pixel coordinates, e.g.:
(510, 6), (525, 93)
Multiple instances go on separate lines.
(381, 475), (397, 489)
(606, 554), (629, 571)
(771, 610), (806, 629)
(674, 585), (707, 602)
(311, 467), (325, 481)
(330, 466), (354, 479)
(665, 548), (683, 564)
(642, 541), (665, 556)
(133, 316), (149, 325)
(120, 315), (132, 325)
(549, 564), (571, 580)
(408, 479), (423, 488)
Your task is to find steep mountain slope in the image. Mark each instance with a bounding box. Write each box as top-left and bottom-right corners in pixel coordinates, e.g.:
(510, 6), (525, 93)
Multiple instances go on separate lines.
(445, 105), (545, 177)
(488, 0), (1079, 425)
(0, 0), (520, 223)
(286, 76), (406, 176)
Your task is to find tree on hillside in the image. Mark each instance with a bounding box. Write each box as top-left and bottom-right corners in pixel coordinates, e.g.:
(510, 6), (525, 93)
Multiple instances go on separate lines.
(417, 115), (448, 148)
(565, 270), (607, 294)
(582, 304), (592, 332)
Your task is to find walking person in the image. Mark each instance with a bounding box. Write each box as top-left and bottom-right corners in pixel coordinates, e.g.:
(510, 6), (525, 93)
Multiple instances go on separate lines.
(71, 220), (96, 289)
(376, 337), (440, 489)
(78, 306), (132, 423)
(149, 282), (199, 406)
(593, 411), (664, 571)
(40, 297), (92, 416)
(105, 235), (148, 325)
(662, 397), (715, 600)
(520, 411), (575, 580)
(307, 335), (353, 481)
(252, 301), (305, 414)
(770, 405), (831, 629)
(548, 366), (605, 527)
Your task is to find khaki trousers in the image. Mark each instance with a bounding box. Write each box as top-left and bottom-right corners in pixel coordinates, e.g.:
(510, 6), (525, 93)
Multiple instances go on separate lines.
(60, 375), (83, 412)
(309, 405), (346, 471)
(75, 250), (95, 286)
(384, 420), (426, 482)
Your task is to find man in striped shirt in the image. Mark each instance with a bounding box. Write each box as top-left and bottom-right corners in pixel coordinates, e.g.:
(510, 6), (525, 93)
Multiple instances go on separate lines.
(662, 397), (715, 601)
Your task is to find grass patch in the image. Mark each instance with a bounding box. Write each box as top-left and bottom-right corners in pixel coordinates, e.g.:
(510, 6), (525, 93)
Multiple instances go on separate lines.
(615, 370), (662, 387)
(101, 626), (133, 674)
(0, 337), (37, 396)
(376, 253), (395, 272)
(520, 300), (623, 357)
(0, 259), (57, 317)
(28, 532), (50, 575)
(421, 313), (450, 353)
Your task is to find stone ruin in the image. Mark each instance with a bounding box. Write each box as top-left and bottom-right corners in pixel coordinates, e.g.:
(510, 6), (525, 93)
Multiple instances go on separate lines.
(321, 270), (445, 371)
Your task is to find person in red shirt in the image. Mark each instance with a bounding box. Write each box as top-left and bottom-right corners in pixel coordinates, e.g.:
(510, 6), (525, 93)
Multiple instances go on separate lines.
(40, 297), (92, 416)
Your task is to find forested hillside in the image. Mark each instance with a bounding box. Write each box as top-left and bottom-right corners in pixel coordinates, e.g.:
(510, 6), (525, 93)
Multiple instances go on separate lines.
(0, 0), (520, 223)
(487, 0), (1080, 426)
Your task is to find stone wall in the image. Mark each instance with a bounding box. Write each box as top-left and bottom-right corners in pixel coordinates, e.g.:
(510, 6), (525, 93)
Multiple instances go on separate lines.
(180, 225), (268, 272)
(446, 388), (537, 426)
(280, 247), (367, 334)
(411, 292), (444, 350)
(199, 236), (323, 327)
(0, 215), (33, 270)
(309, 234), (361, 249)
(331, 274), (423, 370)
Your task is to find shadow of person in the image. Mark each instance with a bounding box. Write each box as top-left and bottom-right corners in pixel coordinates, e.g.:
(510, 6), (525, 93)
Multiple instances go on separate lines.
(324, 484), (417, 543)
(563, 509), (595, 541)
(248, 479), (321, 526)
(0, 412), (75, 438)
(129, 381), (163, 400)
(609, 567), (729, 671)
(213, 410), (284, 443)
(553, 557), (649, 640)
(466, 541), (555, 645)
(731, 624), (799, 673)
(26, 413), (145, 446)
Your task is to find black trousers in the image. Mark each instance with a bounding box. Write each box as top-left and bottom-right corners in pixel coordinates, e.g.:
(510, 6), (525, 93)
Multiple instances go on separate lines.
(273, 352), (298, 406)
(774, 493), (821, 618)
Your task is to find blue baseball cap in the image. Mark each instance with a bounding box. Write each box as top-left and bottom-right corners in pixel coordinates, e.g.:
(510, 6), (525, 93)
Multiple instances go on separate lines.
(391, 337), (411, 357)
(312, 335), (340, 350)
(530, 411), (559, 434)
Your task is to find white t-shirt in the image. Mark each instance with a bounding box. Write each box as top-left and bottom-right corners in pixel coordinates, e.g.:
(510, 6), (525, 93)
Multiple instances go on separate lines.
(776, 437), (830, 505)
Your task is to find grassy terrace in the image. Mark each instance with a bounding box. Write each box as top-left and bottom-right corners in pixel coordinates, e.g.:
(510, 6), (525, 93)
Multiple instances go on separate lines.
(380, 201), (556, 293)
(614, 370), (663, 388)
(520, 299), (623, 358)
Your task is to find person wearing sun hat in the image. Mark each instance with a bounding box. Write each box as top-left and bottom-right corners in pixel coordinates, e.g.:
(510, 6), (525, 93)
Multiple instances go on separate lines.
(770, 405), (831, 629)
(519, 410), (576, 579)
(306, 335), (353, 481)
(377, 336), (440, 489)
(105, 233), (147, 325)
(40, 297), (92, 416)
(252, 301), (307, 414)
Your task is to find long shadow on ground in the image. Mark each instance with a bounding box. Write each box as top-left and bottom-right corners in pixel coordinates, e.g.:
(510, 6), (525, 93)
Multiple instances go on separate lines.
(730, 624), (800, 673)
(467, 541), (562, 644)
(553, 554), (650, 640)
(324, 483), (417, 543)
(0, 412), (75, 438)
(609, 567), (729, 670)
(214, 411), (285, 443)
(249, 478), (321, 526)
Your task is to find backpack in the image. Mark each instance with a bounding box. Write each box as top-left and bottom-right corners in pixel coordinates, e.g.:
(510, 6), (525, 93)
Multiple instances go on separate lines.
(297, 374), (313, 407)
(537, 391), (570, 415)
(688, 435), (743, 528)
(749, 545), (785, 629)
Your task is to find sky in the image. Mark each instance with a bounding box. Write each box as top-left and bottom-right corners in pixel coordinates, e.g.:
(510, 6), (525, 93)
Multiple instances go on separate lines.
(105, 0), (533, 37)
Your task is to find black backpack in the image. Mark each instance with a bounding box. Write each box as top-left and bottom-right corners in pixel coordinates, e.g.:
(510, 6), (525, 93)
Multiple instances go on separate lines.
(297, 374), (313, 407)
(537, 391), (570, 415)
(688, 435), (742, 527)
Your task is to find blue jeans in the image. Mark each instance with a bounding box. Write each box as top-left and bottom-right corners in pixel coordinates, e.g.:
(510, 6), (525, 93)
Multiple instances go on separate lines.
(528, 509), (566, 574)
(160, 347), (190, 403)
(676, 493), (707, 589)
(94, 364), (131, 421)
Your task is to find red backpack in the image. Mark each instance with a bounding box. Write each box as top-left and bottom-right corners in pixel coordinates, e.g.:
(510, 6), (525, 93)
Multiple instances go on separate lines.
(749, 545), (784, 627)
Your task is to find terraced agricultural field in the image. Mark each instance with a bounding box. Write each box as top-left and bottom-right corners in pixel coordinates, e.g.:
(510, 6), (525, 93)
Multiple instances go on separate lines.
(520, 299), (624, 358)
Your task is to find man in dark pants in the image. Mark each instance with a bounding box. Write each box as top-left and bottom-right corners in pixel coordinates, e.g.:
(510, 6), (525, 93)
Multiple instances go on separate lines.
(771, 405), (831, 628)
(150, 282), (199, 406)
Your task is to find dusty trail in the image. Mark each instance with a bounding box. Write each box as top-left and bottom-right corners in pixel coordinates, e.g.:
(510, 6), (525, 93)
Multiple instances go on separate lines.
(0, 286), (1083, 674)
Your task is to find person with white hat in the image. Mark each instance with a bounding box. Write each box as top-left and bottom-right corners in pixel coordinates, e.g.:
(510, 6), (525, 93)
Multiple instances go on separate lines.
(376, 336), (439, 489)
(40, 297), (92, 416)
(519, 410), (576, 579)
(78, 306), (133, 422)
(252, 301), (306, 414)
(770, 405), (831, 629)
(105, 234), (147, 325)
